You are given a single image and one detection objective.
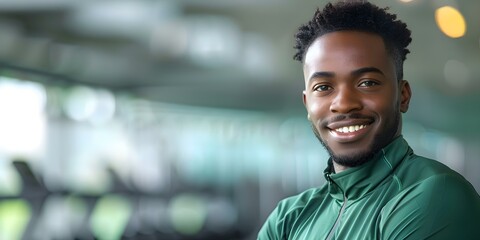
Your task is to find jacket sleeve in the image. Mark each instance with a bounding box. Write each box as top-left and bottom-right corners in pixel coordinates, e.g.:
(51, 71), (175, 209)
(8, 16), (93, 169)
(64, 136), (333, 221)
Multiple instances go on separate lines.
(379, 174), (480, 240)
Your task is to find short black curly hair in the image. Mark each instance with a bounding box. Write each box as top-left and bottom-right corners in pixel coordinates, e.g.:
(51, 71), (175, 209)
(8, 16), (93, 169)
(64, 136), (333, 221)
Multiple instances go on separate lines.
(294, 0), (412, 80)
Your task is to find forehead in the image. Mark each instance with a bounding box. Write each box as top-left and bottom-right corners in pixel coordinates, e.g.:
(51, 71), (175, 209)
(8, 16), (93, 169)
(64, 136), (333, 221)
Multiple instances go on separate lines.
(303, 31), (394, 78)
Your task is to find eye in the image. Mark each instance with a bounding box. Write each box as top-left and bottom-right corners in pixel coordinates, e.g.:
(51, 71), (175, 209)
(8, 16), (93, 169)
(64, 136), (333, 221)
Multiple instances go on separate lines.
(314, 84), (332, 92)
(358, 80), (379, 87)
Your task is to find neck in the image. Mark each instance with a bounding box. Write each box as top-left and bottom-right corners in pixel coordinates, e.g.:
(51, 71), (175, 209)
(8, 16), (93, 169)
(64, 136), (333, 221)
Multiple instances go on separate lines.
(333, 162), (348, 174)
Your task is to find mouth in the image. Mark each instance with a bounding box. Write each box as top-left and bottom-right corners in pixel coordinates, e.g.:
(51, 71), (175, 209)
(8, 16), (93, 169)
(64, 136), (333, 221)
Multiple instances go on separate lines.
(333, 124), (368, 133)
(326, 120), (373, 143)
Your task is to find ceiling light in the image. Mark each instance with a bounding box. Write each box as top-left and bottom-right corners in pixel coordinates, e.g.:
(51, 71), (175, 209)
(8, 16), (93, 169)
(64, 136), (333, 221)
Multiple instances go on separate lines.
(435, 6), (466, 38)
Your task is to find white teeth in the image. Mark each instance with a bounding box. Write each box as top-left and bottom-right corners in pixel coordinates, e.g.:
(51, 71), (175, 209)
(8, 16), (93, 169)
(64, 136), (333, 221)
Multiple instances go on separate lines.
(335, 125), (366, 133)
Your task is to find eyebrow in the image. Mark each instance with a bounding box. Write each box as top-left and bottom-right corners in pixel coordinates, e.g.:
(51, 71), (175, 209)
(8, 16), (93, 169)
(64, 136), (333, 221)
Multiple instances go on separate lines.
(307, 67), (385, 84)
(351, 67), (385, 77)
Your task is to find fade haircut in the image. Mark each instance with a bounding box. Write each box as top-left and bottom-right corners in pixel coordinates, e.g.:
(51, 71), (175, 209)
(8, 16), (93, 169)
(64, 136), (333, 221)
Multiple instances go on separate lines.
(293, 0), (412, 81)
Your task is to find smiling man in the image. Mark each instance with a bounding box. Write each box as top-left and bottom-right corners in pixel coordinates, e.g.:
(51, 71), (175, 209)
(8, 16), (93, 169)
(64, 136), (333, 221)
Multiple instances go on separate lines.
(258, 1), (480, 239)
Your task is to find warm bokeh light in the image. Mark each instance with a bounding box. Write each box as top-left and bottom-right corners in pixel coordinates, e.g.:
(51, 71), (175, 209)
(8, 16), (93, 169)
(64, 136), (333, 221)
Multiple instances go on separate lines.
(435, 6), (466, 38)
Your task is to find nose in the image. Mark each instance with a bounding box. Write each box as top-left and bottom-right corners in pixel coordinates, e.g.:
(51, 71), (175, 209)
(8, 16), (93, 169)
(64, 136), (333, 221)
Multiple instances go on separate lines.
(329, 86), (362, 113)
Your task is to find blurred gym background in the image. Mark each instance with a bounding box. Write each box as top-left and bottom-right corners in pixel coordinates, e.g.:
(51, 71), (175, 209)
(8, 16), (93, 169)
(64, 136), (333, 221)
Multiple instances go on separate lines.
(0, 0), (478, 239)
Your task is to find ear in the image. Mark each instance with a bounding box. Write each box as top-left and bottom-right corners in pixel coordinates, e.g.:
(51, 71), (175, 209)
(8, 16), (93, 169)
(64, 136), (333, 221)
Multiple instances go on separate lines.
(399, 80), (412, 113)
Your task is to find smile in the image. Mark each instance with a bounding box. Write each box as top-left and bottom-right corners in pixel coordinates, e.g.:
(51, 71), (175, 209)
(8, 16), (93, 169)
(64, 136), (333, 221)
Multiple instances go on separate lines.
(328, 123), (371, 143)
(334, 125), (368, 133)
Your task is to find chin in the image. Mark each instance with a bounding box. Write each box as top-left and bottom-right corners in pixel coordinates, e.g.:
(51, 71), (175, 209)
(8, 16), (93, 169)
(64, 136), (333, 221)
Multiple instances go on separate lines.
(331, 148), (379, 168)
(311, 121), (396, 169)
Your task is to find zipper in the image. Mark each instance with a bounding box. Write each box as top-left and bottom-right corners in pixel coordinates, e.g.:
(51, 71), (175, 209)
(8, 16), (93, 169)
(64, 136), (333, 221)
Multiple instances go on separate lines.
(325, 173), (348, 240)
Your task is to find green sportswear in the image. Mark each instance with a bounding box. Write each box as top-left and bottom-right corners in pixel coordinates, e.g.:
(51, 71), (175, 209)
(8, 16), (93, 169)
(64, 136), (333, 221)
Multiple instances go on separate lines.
(258, 136), (480, 240)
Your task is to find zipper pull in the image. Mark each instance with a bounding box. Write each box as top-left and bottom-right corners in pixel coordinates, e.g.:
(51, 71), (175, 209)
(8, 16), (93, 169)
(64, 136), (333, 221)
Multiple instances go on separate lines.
(325, 172), (332, 183)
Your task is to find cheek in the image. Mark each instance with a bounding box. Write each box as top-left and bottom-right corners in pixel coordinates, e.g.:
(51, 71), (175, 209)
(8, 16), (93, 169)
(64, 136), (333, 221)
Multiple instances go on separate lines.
(364, 96), (397, 119)
(307, 99), (327, 119)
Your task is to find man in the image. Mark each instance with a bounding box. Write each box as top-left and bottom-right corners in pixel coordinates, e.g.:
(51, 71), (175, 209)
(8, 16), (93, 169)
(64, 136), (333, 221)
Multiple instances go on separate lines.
(258, 1), (480, 239)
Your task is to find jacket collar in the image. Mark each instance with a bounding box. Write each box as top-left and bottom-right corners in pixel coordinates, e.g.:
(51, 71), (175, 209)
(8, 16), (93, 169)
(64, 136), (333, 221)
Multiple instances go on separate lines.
(323, 136), (412, 201)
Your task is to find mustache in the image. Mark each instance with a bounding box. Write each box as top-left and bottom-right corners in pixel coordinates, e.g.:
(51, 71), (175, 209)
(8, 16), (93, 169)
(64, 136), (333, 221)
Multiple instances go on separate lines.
(321, 113), (374, 126)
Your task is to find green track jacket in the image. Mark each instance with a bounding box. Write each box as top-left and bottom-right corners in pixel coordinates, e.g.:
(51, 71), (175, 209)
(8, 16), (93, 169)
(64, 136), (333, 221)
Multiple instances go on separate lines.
(258, 136), (480, 240)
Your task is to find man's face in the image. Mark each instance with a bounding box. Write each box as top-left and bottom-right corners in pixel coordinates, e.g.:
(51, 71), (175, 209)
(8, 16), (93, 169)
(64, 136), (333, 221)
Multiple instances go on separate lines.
(302, 31), (411, 168)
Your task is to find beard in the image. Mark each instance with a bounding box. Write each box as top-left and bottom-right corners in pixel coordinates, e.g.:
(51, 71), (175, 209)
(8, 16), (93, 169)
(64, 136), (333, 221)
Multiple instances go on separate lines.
(311, 111), (401, 169)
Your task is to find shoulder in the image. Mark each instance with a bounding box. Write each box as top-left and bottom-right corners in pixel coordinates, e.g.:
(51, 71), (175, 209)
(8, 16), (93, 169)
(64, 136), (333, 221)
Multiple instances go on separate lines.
(380, 155), (480, 239)
(396, 153), (471, 189)
(398, 171), (479, 210)
(393, 154), (479, 213)
(274, 187), (326, 224)
(280, 188), (324, 209)
(257, 187), (327, 240)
